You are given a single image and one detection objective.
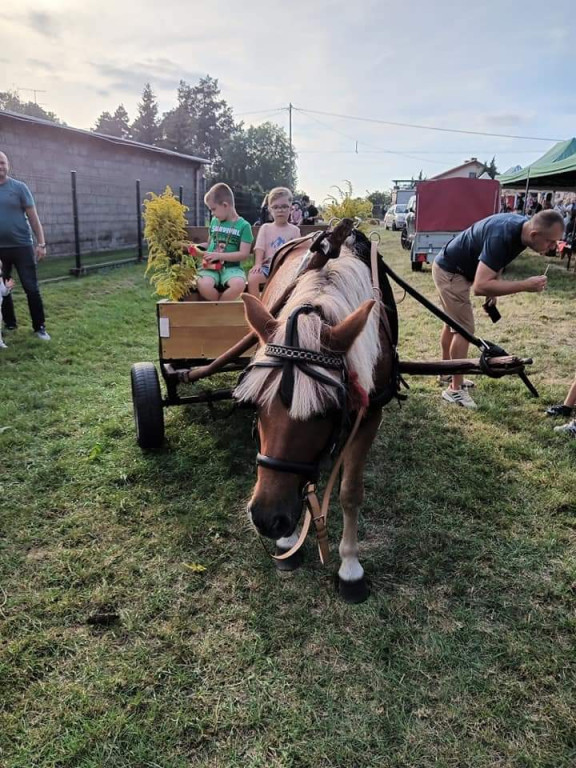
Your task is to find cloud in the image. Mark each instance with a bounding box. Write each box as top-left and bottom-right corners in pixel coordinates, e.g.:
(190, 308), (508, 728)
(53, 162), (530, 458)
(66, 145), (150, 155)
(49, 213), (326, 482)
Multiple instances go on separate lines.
(91, 58), (207, 94)
(0, 10), (60, 38)
(26, 58), (56, 72)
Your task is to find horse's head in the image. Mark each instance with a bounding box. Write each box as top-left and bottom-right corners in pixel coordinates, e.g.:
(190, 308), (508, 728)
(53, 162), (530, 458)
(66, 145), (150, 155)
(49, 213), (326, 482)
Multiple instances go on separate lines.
(236, 292), (376, 540)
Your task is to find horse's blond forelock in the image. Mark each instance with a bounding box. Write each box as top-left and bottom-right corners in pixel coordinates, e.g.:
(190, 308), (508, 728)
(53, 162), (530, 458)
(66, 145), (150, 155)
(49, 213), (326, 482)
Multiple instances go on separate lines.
(234, 246), (380, 419)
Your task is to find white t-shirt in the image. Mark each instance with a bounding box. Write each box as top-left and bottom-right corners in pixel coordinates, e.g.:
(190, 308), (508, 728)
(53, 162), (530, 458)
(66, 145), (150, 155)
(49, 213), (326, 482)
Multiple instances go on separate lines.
(254, 222), (301, 267)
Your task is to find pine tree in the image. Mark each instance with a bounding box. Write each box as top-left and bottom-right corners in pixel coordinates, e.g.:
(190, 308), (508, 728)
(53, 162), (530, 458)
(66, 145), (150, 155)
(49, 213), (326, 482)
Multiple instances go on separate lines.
(131, 83), (160, 145)
(93, 104), (131, 138)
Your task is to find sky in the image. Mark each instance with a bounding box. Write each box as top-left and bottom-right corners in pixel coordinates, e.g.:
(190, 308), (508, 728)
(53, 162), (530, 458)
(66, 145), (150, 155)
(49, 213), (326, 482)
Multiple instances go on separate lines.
(1, 0), (575, 203)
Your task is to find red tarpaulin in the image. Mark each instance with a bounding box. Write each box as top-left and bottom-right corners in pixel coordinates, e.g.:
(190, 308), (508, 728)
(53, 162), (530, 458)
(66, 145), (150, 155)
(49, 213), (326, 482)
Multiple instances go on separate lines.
(415, 178), (501, 232)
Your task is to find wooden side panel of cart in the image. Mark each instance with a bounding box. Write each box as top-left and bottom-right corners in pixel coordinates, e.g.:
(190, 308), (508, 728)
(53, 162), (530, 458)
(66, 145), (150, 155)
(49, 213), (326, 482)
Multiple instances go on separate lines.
(157, 299), (255, 361)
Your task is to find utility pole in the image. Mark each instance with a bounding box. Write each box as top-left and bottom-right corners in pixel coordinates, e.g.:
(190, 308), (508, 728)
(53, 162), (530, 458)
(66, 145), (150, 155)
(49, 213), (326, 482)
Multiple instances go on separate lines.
(288, 102), (293, 152)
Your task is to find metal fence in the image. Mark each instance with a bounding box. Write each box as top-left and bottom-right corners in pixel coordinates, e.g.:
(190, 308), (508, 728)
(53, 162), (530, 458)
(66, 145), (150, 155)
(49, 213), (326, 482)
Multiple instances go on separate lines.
(29, 171), (205, 282)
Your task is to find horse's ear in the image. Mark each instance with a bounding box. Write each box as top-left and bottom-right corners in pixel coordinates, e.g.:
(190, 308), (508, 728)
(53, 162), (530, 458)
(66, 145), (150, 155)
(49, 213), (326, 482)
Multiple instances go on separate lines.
(241, 294), (279, 343)
(322, 299), (375, 352)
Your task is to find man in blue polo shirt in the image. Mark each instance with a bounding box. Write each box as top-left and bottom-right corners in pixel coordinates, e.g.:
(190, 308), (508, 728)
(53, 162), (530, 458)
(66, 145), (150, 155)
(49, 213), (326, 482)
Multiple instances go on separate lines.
(432, 210), (564, 409)
(0, 151), (50, 340)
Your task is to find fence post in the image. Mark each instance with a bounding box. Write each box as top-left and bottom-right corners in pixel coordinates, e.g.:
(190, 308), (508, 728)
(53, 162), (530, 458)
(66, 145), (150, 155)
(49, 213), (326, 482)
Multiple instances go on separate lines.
(179, 185), (183, 205)
(71, 170), (81, 276)
(136, 179), (143, 262)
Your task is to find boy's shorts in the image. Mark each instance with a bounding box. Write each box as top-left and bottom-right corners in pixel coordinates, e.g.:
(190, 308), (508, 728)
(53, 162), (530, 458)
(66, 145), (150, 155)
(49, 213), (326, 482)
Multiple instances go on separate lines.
(432, 260), (475, 335)
(197, 265), (246, 288)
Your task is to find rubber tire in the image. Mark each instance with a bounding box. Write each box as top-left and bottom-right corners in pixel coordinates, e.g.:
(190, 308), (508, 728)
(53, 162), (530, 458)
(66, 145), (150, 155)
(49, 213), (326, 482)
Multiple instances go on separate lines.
(411, 261), (423, 272)
(131, 362), (165, 451)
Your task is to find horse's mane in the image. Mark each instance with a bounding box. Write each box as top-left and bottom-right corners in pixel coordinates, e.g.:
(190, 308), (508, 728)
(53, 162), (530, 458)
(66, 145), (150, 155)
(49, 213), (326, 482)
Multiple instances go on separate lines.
(234, 236), (381, 420)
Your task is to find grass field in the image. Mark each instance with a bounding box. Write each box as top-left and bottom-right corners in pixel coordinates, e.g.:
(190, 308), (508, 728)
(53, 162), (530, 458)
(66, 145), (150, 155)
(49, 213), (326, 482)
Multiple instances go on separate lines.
(1, 230), (575, 767)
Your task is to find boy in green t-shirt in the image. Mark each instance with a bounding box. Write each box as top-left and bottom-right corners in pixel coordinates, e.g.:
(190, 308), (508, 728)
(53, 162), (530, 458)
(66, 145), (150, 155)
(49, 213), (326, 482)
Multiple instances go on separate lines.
(197, 183), (253, 301)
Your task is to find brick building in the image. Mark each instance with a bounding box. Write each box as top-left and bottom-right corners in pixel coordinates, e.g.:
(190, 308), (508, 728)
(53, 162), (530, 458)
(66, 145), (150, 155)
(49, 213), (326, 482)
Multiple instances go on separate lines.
(0, 110), (210, 257)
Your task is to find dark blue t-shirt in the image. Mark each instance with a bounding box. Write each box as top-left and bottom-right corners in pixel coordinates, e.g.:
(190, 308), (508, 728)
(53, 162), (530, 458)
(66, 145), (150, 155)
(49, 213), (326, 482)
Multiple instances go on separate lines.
(0, 178), (35, 247)
(435, 214), (527, 282)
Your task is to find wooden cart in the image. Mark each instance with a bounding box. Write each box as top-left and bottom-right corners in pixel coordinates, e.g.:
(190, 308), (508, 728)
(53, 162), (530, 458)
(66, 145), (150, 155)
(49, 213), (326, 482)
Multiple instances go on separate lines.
(130, 296), (253, 450)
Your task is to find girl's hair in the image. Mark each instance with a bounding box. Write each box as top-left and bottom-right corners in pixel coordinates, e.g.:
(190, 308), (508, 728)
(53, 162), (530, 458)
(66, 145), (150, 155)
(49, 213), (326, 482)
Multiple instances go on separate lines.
(268, 187), (293, 205)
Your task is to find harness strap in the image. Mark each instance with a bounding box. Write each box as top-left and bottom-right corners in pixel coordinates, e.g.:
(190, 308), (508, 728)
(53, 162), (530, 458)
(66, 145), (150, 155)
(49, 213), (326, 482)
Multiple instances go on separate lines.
(273, 407), (366, 565)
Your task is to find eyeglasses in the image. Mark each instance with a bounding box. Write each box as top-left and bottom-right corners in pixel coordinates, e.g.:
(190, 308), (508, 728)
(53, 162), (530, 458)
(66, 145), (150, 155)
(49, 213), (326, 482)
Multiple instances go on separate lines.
(270, 205), (291, 211)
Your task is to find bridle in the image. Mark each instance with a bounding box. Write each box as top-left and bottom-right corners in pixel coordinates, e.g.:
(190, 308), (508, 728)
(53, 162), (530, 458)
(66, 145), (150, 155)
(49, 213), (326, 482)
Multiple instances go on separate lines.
(239, 302), (366, 564)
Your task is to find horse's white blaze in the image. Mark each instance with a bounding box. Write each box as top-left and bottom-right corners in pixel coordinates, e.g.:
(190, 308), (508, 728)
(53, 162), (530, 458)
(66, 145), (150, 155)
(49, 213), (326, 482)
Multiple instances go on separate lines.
(234, 247), (380, 420)
(276, 532), (299, 549)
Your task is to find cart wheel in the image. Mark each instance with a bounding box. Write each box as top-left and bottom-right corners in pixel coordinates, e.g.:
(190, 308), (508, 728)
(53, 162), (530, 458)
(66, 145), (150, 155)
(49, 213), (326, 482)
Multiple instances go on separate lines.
(131, 362), (165, 451)
(411, 261), (423, 272)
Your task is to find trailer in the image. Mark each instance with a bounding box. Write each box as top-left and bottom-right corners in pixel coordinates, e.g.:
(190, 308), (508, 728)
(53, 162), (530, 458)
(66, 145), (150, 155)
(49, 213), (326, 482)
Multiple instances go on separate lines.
(403, 178), (501, 271)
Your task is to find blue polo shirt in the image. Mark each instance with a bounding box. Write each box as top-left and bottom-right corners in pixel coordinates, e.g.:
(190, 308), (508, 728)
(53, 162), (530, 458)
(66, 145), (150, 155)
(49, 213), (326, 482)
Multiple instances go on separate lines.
(435, 214), (527, 282)
(0, 178), (35, 247)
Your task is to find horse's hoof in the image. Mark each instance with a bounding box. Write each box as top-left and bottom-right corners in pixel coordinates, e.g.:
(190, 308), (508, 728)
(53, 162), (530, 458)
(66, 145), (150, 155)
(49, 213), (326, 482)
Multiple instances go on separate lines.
(337, 575), (370, 603)
(274, 547), (304, 572)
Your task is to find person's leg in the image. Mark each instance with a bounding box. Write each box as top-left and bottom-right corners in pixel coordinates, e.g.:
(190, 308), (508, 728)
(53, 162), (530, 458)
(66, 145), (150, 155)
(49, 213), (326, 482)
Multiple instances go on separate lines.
(0, 248), (18, 329)
(220, 277), (246, 301)
(11, 246), (46, 331)
(440, 324), (452, 360)
(247, 271), (264, 297)
(197, 276), (219, 301)
(449, 333), (470, 391)
(563, 376), (576, 408)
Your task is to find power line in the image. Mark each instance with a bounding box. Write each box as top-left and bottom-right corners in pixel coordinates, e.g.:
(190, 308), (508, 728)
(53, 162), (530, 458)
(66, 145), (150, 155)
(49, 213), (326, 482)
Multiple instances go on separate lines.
(294, 106), (562, 142)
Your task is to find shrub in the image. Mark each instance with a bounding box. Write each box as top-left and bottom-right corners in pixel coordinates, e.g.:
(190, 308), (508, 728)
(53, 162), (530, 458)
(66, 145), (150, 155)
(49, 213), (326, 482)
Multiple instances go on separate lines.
(143, 187), (197, 301)
(322, 181), (373, 222)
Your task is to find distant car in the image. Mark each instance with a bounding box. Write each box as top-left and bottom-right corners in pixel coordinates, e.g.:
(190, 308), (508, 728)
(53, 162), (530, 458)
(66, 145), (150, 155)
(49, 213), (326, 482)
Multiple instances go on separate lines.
(401, 195), (417, 251)
(383, 204), (408, 231)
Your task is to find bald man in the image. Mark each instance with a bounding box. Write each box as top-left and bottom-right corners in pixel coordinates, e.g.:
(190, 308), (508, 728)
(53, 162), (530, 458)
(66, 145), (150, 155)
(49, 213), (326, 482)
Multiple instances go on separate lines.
(432, 209), (564, 409)
(0, 151), (50, 340)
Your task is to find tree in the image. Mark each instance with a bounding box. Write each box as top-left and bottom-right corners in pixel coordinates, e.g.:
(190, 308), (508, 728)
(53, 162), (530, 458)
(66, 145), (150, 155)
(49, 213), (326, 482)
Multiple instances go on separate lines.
(131, 83), (160, 145)
(482, 156), (498, 179)
(366, 190), (392, 209)
(189, 76), (235, 162)
(213, 122), (296, 191)
(93, 105), (131, 138)
(159, 81), (197, 154)
(159, 76), (235, 161)
(0, 90), (61, 123)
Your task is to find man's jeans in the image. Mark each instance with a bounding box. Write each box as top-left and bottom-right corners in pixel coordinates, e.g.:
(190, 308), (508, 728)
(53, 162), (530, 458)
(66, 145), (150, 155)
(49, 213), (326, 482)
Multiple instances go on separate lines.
(0, 246), (46, 331)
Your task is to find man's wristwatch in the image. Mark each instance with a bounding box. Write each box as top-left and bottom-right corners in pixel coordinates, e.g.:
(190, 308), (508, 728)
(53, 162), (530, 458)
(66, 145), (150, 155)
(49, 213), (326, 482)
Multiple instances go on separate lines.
(38, 244), (47, 248)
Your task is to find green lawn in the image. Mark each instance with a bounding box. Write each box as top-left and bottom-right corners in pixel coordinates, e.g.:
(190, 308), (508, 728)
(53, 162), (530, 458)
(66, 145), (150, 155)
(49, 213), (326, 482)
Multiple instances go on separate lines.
(1, 231), (575, 767)
(37, 247), (145, 282)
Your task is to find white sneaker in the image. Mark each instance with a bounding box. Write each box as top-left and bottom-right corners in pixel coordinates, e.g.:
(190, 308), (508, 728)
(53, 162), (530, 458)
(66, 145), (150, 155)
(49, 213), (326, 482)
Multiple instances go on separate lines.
(35, 327), (51, 341)
(553, 420), (576, 438)
(0, 340), (7, 349)
(442, 387), (478, 409)
(437, 375), (475, 388)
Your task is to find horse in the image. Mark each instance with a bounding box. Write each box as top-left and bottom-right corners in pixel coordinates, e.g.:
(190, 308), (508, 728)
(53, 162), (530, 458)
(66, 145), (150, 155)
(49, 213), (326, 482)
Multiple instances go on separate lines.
(234, 226), (398, 602)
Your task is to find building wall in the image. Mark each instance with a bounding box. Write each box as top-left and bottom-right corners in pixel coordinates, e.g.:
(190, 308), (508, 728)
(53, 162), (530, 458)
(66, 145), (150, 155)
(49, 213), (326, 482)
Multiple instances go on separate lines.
(0, 116), (205, 257)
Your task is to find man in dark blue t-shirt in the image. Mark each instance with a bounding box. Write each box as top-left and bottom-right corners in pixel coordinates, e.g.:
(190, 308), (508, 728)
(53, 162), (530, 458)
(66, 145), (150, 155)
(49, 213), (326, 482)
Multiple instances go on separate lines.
(432, 210), (564, 409)
(0, 151), (50, 340)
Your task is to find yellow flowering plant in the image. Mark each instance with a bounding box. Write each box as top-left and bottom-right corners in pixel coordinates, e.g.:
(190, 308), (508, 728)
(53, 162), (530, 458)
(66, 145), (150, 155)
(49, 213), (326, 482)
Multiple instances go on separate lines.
(143, 186), (197, 301)
(322, 180), (373, 222)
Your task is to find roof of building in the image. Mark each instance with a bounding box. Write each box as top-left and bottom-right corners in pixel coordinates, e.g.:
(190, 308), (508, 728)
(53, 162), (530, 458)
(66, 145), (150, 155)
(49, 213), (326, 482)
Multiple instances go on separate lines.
(430, 158), (486, 180)
(0, 109), (211, 165)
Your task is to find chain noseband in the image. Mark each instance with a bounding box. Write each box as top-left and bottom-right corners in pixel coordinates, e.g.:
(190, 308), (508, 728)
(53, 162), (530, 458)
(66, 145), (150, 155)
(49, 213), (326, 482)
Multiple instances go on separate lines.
(241, 303), (350, 481)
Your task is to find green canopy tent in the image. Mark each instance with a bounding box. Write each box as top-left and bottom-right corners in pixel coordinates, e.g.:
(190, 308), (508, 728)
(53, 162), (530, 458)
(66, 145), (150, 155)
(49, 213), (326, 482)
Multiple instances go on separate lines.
(498, 138), (576, 190)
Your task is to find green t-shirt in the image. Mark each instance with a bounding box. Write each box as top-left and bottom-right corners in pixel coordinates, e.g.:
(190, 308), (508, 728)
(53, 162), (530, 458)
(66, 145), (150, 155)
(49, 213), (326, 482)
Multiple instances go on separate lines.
(208, 216), (253, 265)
